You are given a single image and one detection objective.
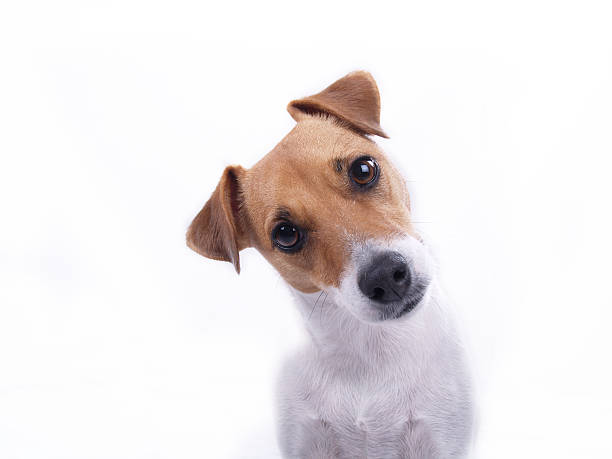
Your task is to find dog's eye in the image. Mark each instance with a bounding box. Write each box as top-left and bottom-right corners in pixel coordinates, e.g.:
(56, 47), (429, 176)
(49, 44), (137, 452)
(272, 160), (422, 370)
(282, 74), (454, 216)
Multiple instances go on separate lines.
(272, 222), (303, 252)
(349, 156), (379, 187)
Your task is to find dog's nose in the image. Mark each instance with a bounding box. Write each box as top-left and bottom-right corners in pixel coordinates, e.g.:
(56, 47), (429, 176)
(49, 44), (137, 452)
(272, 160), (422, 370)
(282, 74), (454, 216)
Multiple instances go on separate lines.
(358, 251), (411, 304)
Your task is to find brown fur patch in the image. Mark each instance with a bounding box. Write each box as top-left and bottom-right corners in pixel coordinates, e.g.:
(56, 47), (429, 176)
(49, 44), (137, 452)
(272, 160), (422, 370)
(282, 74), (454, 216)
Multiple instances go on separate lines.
(187, 72), (414, 292)
(287, 71), (388, 138)
(239, 119), (413, 292)
(186, 165), (248, 273)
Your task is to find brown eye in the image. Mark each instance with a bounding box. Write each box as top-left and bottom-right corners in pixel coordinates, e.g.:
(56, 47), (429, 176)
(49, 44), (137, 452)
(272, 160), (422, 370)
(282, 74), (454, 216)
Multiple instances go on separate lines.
(272, 222), (303, 252)
(349, 156), (379, 187)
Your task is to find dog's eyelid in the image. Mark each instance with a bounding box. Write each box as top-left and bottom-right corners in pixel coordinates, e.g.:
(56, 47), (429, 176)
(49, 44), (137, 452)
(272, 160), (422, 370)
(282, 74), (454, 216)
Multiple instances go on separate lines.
(274, 207), (292, 222)
(267, 209), (313, 239)
(352, 153), (378, 162)
(271, 207), (313, 228)
(332, 154), (379, 170)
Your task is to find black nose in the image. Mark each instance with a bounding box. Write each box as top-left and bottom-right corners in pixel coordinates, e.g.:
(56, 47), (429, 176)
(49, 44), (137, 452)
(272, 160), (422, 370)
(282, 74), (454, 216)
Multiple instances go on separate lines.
(358, 252), (411, 304)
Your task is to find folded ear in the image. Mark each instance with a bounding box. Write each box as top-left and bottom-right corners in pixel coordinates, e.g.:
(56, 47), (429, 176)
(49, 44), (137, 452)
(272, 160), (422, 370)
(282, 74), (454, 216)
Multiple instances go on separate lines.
(287, 70), (388, 138)
(186, 166), (248, 273)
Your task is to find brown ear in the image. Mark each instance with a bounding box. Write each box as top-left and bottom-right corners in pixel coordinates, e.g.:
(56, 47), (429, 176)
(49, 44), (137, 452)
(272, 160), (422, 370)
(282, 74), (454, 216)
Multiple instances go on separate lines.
(186, 166), (248, 273)
(287, 70), (388, 138)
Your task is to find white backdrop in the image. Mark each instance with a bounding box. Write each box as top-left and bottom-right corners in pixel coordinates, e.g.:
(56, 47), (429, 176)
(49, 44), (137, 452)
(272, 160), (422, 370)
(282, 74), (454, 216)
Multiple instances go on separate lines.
(1, 1), (611, 458)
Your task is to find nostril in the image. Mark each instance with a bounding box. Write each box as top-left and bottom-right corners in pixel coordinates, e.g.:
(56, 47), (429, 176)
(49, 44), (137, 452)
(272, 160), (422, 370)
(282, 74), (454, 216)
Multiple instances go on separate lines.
(371, 287), (385, 300)
(393, 269), (406, 282)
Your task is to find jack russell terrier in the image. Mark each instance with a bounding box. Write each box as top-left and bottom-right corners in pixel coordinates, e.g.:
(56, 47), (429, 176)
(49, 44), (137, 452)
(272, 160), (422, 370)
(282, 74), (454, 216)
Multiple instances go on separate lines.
(187, 71), (474, 458)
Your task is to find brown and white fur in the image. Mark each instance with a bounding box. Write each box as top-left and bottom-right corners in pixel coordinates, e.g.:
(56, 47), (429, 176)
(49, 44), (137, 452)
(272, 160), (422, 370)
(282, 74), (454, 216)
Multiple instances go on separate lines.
(186, 71), (473, 458)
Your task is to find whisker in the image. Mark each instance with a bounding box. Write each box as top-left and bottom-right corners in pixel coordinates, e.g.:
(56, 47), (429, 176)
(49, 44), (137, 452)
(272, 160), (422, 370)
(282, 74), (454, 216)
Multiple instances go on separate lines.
(319, 291), (329, 322)
(309, 291), (324, 321)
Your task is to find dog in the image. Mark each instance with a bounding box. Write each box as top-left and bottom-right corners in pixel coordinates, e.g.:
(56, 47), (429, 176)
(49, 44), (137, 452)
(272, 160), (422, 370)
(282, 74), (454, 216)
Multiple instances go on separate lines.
(187, 71), (474, 458)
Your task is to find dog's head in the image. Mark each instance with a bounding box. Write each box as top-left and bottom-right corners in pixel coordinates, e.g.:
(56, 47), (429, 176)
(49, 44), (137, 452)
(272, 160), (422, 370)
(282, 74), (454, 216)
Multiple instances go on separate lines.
(187, 71), (433, 322)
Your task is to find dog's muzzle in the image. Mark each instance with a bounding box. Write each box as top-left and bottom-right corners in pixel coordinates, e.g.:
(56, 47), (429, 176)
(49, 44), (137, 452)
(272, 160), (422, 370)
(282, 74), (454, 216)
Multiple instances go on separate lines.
(357, 251), (428, 319)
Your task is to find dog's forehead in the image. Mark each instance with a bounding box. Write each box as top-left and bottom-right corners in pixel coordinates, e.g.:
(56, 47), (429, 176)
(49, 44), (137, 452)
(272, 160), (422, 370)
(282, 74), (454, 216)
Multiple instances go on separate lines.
(249, 118), (379, 184)
(243, 119), (382, 223)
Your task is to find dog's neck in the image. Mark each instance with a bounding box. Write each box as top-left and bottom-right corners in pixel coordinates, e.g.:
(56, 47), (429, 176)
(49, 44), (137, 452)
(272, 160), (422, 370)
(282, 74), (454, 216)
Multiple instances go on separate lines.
(289, 283), (453, 371)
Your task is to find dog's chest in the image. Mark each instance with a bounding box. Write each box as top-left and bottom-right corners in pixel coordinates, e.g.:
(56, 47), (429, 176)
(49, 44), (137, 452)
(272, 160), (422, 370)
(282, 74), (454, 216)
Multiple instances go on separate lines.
(309, 370), (417, 450)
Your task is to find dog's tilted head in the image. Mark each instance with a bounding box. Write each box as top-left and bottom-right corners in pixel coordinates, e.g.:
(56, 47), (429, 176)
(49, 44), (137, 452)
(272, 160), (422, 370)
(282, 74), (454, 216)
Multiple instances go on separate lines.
(187, 71), (433, 323)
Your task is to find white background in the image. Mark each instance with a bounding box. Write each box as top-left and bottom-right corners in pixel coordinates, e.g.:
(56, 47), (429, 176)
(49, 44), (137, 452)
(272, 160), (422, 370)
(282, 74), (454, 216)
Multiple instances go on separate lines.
(1, 1), (611, 458)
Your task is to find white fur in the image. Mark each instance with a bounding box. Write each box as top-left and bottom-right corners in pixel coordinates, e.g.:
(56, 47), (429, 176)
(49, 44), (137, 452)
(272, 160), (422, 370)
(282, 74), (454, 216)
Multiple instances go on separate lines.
(276, 236), (474, 458)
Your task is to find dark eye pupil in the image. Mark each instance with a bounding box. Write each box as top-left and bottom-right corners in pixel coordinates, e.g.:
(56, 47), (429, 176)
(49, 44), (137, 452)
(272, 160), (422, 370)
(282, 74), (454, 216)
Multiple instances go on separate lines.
(357, 163), (370, 177)
(350, 158), (377, 185)
(276, 224), (299, 247)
